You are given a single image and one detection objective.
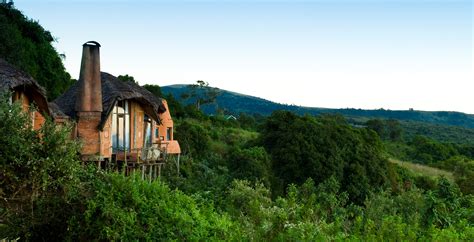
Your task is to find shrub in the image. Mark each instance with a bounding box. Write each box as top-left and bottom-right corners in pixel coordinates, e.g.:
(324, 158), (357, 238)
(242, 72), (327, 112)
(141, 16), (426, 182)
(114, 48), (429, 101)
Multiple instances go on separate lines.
(0, 94), (81, 240)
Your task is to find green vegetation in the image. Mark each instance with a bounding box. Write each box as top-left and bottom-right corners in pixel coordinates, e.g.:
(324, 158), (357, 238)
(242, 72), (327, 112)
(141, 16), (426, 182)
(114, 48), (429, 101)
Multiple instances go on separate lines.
(389, 159), (454, 182)
(366, 118), (474, 196)
(0, 4), (73, 100)
(2, 87), (474, 240)
(261, 112), (388, 203)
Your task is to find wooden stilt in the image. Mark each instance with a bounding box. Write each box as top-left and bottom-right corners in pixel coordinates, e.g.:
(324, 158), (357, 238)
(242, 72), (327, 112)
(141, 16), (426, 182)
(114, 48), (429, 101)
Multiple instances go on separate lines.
(149, 164), (152, 182)
(158, 164), (161, 181)
(177, 154), (181, 176)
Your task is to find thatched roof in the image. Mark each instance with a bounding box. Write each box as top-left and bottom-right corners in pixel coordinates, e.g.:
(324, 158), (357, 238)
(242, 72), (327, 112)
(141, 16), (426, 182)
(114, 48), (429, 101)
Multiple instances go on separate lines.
(0, 58), (50, 115)
(53, 72), (166, 130)
(48, 102), (68, 119)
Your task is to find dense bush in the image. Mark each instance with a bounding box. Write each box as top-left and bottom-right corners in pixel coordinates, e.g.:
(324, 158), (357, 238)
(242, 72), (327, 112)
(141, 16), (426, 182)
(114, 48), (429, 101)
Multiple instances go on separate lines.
(0, 93), (81, 240)
(174, 119), (211, 157)
(68, 172), (237, 241)
(436, 156), (474, 194)
(228, 146), (272, 187)
(409, 135), (459, 164)
(261, 111), (388, 203)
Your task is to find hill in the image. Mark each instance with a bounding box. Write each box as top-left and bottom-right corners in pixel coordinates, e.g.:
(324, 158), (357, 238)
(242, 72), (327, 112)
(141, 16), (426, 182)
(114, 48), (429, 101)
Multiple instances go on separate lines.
(161, 84), (474, 129)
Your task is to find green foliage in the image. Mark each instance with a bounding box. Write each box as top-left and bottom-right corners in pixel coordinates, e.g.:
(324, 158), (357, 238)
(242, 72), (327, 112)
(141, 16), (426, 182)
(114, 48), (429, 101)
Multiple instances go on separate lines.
(0, 5), (73, 100)
(366, 118), (403, 141)
(0, 93), (81, 240)
(436, 156), (474, 195)
(349, 178), (474, 241)
(174, 119), (211, 157)
(400, 120), (474, 145)
(142, 83), (162, 97)
(117, 74), (137, 84)
(237, 112), (258, 130)
(228, 146), (272, 187)
(2, 93), (473, 240)
(68, 173), (236, 241)
(261, 111), (388, 203)
(409, 135), (459, 164)
(224, 179), (355, 240)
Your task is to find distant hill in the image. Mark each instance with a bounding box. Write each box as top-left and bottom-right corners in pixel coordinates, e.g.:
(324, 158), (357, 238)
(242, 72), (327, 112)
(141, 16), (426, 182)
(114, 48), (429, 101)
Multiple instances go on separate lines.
(161, 84), (474, 129)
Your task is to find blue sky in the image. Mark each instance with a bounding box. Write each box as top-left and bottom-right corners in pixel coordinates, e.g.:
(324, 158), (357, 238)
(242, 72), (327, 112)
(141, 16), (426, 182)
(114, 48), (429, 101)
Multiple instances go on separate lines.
(16, 0), (473, 113)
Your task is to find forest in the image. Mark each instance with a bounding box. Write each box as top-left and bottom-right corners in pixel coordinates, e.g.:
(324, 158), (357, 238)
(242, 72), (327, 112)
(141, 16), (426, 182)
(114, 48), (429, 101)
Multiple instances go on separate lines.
(1, 3), (473, 240)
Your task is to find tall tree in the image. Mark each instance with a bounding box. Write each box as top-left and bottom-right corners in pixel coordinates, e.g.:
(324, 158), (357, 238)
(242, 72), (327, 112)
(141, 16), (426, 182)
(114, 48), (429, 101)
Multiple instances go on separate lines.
(181, 80), (221, 111)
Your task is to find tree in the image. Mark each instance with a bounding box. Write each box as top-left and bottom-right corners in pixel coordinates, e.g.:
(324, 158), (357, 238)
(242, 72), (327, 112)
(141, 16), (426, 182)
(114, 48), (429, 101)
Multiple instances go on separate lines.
(143, 84), (162, 97)
(181, 80), (221, 111)
(117, 74), (137, 84)
(260, 111), (388, 203)
(228, 147), (272, 187)
(174, 120), (211, 157)
(366, 119), (385, 138)
(386, 119), (402, 141)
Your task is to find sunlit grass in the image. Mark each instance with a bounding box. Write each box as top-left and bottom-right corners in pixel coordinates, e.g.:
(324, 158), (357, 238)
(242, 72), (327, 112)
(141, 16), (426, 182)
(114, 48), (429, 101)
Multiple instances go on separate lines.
(389, 158), (454, 182)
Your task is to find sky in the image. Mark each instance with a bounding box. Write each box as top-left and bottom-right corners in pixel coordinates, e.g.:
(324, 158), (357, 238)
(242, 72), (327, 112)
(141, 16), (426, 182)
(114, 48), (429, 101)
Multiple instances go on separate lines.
(15, 0), (474, 113)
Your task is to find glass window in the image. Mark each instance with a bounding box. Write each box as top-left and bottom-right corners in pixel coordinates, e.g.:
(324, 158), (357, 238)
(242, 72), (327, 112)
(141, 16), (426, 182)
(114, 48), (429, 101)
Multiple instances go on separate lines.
(166, 127), (172, 141)
(111, 100), (130, 152)
(144, 114), (152, 147)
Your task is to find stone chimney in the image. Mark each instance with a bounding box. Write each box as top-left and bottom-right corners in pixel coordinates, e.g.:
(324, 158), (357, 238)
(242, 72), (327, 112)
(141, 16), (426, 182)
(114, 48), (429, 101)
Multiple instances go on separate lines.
(76, 41), (102, 112)
(75, 41), (103, 160)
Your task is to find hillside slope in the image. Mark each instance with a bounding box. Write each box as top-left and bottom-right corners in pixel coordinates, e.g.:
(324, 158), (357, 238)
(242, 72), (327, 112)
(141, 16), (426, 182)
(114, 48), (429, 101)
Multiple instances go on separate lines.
(162, 84), (474, 129)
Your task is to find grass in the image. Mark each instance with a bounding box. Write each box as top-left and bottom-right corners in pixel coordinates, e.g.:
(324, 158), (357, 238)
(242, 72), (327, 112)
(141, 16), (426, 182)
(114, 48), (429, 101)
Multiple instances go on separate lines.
(389, 158), (454, 182)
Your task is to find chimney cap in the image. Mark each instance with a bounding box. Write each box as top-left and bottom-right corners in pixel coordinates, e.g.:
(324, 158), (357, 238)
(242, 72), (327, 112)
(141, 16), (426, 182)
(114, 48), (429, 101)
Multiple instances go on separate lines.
(83, 41), (101, 47)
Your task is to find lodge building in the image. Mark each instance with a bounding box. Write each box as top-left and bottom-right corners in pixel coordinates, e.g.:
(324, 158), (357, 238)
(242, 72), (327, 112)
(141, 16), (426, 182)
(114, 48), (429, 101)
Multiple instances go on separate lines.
(1, 41), (180, 178)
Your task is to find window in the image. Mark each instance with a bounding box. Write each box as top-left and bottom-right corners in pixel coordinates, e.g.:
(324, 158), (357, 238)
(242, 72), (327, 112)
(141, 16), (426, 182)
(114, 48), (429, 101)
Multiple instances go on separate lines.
(155, 127), (159, 139)
(166, 127), (172, 141)
(144, 114), (152, 147)
(111, 100), (130, 152)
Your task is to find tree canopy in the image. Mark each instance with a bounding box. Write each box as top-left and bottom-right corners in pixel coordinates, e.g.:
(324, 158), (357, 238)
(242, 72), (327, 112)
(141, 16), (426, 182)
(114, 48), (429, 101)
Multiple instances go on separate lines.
(0, 4), (73, 100)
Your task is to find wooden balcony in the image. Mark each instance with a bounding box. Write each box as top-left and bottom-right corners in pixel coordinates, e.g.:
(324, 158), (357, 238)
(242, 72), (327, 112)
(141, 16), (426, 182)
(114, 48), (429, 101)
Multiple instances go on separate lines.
(109, 144), (168, 180)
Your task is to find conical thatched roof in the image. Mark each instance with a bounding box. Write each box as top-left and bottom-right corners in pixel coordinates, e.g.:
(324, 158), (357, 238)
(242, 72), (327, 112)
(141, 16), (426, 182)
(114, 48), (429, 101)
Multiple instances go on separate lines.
(0, 58), (50, 115)
(53, 72), (166, 130)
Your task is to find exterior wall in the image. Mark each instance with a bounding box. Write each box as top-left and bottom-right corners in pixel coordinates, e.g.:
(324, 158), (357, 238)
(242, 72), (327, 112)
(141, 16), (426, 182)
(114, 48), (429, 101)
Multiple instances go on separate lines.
(13, 90), (46, 131)
(102, 100), (154, 158)
(157, 100), (181, 154)
(76, 111), (102, 160)
(131, 102), (146, 150)
(33, 111), (45, 130)
(12, 90), (30, 112)
(75, 99), (180, 160)
(157, 100), (173, 141)
(100, 112), (112, 158)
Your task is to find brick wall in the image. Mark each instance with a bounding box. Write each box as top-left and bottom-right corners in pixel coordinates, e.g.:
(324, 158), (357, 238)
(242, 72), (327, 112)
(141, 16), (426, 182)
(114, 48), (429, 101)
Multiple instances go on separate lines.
(76, 111), (101, 158)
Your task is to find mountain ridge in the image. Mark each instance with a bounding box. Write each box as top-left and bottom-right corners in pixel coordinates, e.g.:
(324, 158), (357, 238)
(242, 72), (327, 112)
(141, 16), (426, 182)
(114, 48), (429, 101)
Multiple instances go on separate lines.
(161, 84), (474, 129)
